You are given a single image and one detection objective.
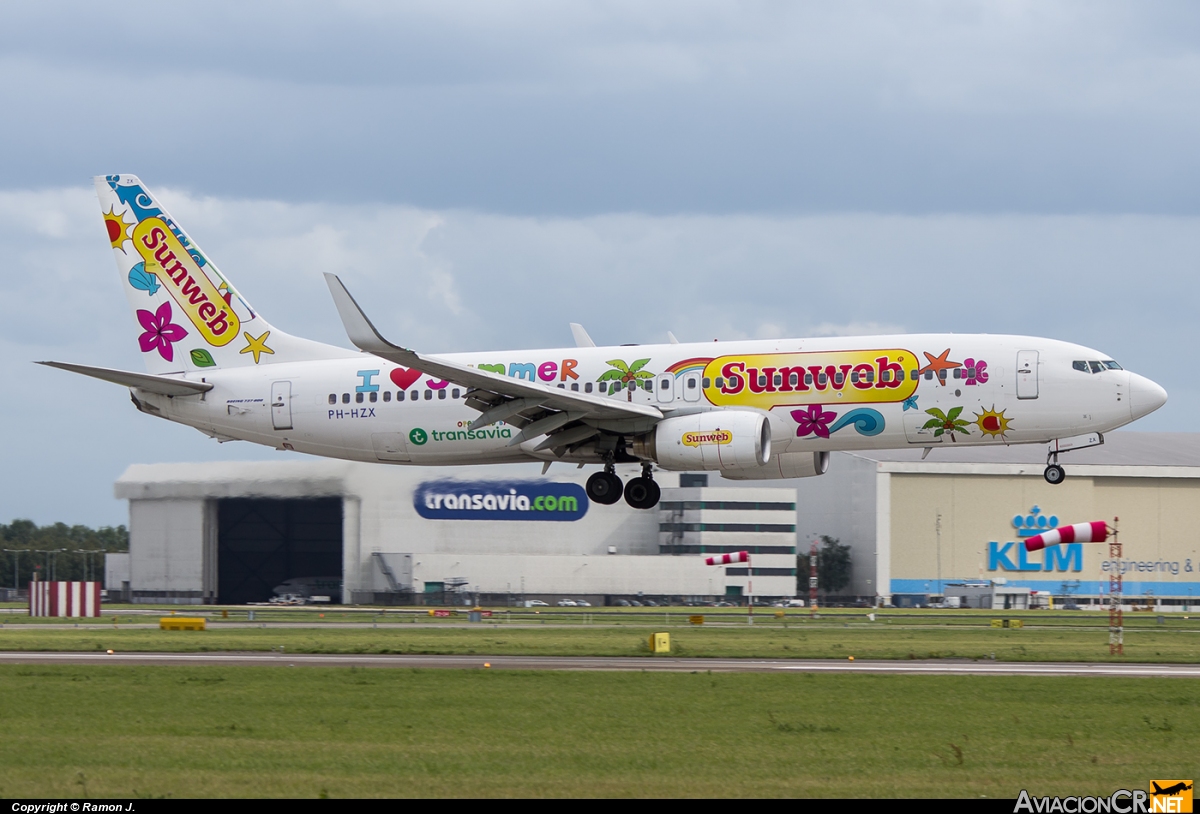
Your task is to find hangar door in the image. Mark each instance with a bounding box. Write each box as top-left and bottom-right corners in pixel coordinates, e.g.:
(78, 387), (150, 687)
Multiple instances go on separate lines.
(217, 498), (343, 604)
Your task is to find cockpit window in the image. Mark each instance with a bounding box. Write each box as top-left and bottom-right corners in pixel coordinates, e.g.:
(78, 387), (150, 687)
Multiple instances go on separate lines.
(1102, 360), (1122, 370)
(1073, 361), (1088, 373)
(1088, 361), (1104, 374)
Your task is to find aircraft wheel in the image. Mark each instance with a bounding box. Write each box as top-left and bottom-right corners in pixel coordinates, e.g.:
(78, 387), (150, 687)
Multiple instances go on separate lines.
(586, 471), (623, 505)
(623, 476), (659, 509)
(1044, 464), (1066, 485)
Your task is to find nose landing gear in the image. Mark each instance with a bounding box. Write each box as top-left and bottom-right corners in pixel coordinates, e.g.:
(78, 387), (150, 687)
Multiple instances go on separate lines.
(623, 463), (661, 510)
(1044, 451), (1066, 485)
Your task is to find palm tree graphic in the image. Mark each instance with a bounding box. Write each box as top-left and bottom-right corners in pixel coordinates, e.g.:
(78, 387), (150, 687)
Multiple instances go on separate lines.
(598, 359), (654, 401)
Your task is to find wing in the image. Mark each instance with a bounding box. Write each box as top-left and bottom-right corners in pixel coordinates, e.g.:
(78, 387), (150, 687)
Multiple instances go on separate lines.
(324, 275), (662, 451)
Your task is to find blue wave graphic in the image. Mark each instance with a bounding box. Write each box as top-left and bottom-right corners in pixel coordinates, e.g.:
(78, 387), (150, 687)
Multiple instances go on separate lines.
(829, 408), (885, 436)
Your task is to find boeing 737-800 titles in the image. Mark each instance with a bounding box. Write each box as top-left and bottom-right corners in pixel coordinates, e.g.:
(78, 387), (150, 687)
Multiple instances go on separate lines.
(41, 175), (1168, 509)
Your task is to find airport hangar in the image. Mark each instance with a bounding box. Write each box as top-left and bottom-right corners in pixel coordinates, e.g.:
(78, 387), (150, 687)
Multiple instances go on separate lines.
(105, 433), (1200, 608)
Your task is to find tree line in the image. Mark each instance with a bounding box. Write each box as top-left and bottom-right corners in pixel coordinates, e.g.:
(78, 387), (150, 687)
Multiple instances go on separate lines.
(0, 520), (129, 588)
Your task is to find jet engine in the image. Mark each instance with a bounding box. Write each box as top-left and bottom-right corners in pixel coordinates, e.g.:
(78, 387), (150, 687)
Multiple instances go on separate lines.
(721, 451), (830, 481)
(633, 411), (770, 470)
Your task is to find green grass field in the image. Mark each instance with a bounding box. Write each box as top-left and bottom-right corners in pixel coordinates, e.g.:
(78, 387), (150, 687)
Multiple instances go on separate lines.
(1, 611), (1198, 662)
(0, 665), (1194, 798)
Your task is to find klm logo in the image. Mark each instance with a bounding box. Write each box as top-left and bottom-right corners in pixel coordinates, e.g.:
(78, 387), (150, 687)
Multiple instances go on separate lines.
(988, 541), (1082, 572)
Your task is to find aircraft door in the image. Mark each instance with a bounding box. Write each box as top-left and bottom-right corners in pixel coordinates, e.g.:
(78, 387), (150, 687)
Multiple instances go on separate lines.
(903, 406), (944, 444)
(1016, 351), (1039, 399)
(271, 381), (293, 430)
(371, 432), (411, 462)
(681, 371), (702, 402)
(656, 373), (675, 403)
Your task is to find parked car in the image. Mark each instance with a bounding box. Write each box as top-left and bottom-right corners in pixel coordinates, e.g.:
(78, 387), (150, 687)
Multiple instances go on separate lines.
(525, 600), (549, 607)
(642, 599), (658, 607)
(557, 599), (577, 607)
(575, 600), (591, 607)
(613, 599), (631, 607)
(629, 600), (643, 606)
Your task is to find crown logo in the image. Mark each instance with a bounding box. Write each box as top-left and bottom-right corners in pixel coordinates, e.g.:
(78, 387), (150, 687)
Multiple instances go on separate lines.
(1012, 505), (1059, 538)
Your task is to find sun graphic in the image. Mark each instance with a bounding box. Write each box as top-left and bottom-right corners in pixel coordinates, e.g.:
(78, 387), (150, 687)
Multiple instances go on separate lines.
(103, 207), (132, 250)
(974, 406), (1012, 438)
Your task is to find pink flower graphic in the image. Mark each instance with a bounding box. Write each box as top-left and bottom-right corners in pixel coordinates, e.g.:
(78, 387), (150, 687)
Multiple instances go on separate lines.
(792, 404), (837, 439)
(137, 301), (188, 362)
(963, 357), (989, 386)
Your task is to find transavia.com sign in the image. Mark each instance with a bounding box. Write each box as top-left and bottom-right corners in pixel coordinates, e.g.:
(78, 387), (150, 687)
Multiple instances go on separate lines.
(414, 480), (589, 522)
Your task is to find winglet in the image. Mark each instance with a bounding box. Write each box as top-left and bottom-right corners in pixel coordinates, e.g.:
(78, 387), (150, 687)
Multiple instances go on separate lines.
(324, 273), (406, 355)
(570, 323), (596, 348)
(667, 331), (680, 344)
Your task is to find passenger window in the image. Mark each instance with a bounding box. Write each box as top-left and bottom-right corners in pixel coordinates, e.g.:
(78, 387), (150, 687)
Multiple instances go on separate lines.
(686, 379), (696, 389)
(952, 368), (961, 379)
(911, 370), (919, 380)
(834, 372), (844, 385)
(342, 393), (350, 404)
(328, 394), (336, 405)
(789, 372), (799, 386)
(804, 373), (813, 385)
(383, 391), (391, 402)
(965, 368), (976, 379)
(425, 390), (432, 400)
(613, 382), (623, 391)
(866, 371), (874, 383)
(571, 382), (579, 391)
(818, 373), (827, 385)
(356, 392), (364, 403)
(585, 382), (593, 393)
(438, 389), (447, 399)
(397, 390), (405, 402)
(369, 391), (378, 402)
(714, 377), (723, 388)
(1073, 361), (1088, 372)
(558, 383), (566, 389)
(880, 371), (890, 383)
(850, 372), (859, 383)
(703, 378), (711, 388)
(938, 369), (947, 380)
(924, 371), (933, 380)
(452, 388), (460, 399)
(774, 374), (782, 386)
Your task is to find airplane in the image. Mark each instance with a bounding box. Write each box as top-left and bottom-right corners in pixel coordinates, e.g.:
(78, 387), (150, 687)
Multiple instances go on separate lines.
(40, 175), (1169, 510)
(1151, 782), (1193, 797)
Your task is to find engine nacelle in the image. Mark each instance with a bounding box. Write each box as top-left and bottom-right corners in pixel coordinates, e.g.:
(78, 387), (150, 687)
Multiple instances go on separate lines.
(638, 411), (771, 471)
(721, 451), (830, 481)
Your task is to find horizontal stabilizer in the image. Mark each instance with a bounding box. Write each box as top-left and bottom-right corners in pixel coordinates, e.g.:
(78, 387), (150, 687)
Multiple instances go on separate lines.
(37, 361), (213, 397)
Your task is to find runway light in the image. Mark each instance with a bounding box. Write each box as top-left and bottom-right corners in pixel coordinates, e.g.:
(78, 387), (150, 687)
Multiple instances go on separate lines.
(484, 662), (491, 668)
(848, 656), (854, 661)
(107, 649), (114, 654)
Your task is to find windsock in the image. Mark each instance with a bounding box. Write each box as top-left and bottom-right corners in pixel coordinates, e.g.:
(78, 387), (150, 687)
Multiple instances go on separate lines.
(705, 551), (749, 566)
(1024, 521), (1110, 552)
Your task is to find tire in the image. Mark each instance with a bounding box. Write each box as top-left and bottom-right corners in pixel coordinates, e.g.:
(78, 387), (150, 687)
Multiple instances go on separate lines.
(644, 479), (661, 508)
(586, 471), (623, 505)
(1044, 464), (1066, 485)
(623, 476), (657, 509)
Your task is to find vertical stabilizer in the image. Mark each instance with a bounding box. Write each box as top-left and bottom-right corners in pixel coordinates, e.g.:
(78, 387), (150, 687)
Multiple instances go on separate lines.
(96, 175), (346, 374)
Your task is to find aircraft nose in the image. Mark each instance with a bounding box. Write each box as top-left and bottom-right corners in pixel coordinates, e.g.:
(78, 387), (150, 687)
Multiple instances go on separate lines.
(1128, 372), (1167, 420)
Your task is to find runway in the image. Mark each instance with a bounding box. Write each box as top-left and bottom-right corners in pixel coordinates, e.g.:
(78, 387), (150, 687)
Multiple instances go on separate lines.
(1, 650), (1198, 677)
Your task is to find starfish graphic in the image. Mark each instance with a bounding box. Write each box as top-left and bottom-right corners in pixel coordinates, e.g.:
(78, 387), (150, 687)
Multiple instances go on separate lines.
(902, 395), (919, 411)
(917, 348), (961, 386)
(239, 330), (274, 364)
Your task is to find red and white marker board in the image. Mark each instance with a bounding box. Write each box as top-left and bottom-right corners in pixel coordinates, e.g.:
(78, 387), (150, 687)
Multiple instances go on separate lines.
(29, 581), (102, 617)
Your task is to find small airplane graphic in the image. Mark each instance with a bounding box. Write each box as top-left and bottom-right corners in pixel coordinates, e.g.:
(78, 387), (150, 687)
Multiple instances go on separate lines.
(1151, 782), (1193, 797)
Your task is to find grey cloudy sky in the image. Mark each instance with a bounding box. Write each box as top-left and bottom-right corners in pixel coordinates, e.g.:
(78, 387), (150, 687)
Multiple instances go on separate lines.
(2, 2), (1197, 525)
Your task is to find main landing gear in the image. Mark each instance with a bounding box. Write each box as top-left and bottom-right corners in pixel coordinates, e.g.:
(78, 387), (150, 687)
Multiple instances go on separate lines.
(623, 464), (661, 510)
(585, 463), (661, 509)
(1044, 451), (1066, 485)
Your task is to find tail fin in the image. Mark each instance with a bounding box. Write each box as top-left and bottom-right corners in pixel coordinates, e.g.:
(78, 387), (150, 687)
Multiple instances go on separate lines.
(97, 175), (346, 373)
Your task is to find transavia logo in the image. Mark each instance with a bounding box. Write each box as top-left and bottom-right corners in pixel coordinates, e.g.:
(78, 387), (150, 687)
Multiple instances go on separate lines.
(1013, 782), (1193, 814)
(409, 426), (511, 446)
(1014, 505), (1059, 538)
(414, 480), (589, 522)
(682, 430), (732, 447)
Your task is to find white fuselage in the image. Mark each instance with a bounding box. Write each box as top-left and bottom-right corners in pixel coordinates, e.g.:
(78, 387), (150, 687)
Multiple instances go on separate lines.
(133, 334), (1164, 469)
